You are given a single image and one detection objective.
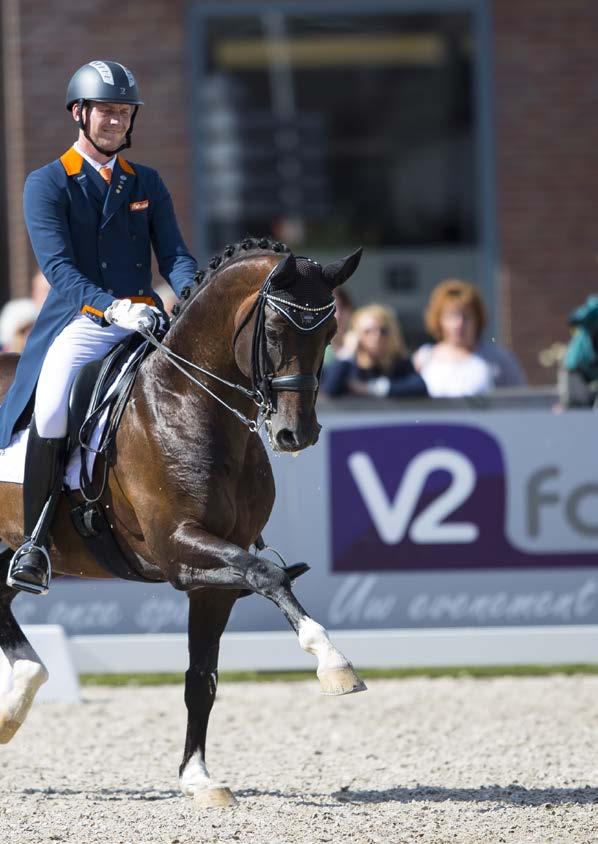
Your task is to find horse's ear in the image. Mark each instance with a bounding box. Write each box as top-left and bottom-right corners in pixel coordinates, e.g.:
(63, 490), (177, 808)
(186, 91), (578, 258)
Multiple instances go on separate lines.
(269, 252), (297, 289)
(322, 248), (363, 288)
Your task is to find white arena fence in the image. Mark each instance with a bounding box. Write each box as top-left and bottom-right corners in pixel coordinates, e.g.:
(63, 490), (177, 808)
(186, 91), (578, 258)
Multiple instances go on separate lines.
(69, 626), (598, 674)
(10, 395), (598, 674)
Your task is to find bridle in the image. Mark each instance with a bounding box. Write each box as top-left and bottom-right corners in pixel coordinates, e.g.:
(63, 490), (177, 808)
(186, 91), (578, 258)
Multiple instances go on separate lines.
(249, 259), (335, 414)
(139, 260), (336, 433)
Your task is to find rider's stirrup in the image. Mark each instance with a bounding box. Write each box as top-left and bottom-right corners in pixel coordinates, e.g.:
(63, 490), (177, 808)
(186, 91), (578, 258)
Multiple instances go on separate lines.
(7, 543), (52, 596)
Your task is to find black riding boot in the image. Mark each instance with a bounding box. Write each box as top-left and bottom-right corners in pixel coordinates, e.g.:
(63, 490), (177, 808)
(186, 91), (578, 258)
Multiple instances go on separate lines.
(7, 419), (67, 595)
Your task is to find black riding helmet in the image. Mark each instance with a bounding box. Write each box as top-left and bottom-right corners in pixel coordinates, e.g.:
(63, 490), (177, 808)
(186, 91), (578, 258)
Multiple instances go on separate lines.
(66, 60), (144, 156)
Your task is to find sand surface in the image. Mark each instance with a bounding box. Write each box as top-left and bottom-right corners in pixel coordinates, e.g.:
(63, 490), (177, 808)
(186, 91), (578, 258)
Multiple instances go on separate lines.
(1, 676), (598, 843)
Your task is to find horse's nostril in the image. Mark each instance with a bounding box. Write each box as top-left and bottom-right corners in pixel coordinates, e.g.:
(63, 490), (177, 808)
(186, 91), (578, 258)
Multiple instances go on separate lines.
(276, 428), (299, 450)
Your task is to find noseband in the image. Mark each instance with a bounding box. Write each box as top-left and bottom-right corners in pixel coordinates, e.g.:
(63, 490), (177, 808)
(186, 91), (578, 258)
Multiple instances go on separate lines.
(140, 259), (335, 432)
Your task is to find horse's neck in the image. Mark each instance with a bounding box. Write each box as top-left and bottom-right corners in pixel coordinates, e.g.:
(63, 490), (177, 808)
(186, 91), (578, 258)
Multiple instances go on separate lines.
(165, 276), (249, 378)
(134, 269), (260, 447)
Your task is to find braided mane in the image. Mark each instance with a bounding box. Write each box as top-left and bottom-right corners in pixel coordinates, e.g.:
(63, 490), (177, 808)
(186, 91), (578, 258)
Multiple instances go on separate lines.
(171, 236), (290, 321)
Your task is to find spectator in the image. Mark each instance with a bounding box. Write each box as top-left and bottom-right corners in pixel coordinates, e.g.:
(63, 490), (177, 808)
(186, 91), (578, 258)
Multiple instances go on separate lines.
(557, 295), (598, 408)
(323, 287), (355, 367)
(321, 304), (427, 398)
(0, 298), (40, 353)
(414, 279), (524, 397)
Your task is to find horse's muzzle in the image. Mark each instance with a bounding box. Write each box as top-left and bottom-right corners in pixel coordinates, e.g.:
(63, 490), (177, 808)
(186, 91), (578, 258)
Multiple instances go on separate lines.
(274, 421), (321, 452)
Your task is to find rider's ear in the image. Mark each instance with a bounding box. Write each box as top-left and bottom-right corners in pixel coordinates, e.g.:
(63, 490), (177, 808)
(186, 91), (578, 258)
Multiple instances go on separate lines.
(322, 248), (363, 288)
(269, 253), (296, 289)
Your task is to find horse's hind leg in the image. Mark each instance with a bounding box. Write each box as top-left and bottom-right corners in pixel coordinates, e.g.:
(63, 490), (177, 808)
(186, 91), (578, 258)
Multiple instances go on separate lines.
(179, 589), (238, 806)
(0, 549), (48, 743)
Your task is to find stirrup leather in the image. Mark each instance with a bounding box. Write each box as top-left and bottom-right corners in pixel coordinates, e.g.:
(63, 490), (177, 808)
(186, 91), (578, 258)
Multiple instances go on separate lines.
(7, 543), (52, 595)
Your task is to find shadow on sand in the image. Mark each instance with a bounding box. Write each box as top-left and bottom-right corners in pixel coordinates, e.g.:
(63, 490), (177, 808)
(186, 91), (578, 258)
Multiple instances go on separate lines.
(330, 784), (598, 807)
(19, 786), (179, 801)
(16, 783), (598, 808)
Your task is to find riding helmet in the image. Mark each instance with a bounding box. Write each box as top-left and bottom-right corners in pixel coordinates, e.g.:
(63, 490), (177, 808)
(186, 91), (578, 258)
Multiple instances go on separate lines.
(66, 60), (143, 110)
(66, 60), (143, 155)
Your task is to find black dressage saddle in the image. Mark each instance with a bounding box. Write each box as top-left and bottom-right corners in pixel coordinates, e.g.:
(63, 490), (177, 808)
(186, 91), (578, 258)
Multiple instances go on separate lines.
(65, 333), (163, 582)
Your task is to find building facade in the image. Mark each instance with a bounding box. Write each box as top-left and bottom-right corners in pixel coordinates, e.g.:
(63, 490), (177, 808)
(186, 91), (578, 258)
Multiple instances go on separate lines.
(1, 0), (597, 383)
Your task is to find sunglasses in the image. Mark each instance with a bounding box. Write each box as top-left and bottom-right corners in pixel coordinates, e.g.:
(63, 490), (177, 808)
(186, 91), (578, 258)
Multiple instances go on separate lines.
(362, 325), (389, 336)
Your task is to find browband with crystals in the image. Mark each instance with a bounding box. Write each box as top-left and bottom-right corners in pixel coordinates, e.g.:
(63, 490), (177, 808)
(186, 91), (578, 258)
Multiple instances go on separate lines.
(266, 293), (336, 313)
(264, 294), (336, 332)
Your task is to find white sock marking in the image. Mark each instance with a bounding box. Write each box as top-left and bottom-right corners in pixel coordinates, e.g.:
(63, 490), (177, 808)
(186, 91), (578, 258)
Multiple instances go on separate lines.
(298, 618), (349, 674)
(179, 752), (219, 796)
(0, 658), (48, 737)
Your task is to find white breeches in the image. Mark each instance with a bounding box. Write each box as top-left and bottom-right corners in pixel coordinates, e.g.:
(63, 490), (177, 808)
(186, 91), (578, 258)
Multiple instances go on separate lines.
(34, 315), (133, 439)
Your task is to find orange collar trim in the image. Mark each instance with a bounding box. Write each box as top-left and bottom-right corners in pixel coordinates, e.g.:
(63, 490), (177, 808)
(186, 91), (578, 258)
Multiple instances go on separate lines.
(59, 148), (136, 177)
(59, 147), (84, 176)
(117, 156), (135, 175)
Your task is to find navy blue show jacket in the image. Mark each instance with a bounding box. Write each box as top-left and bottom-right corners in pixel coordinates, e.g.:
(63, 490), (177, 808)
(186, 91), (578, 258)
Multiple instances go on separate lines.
(0, 147), (197, 448)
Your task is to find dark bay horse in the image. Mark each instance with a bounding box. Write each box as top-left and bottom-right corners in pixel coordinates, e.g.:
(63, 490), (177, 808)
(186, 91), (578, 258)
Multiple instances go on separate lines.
(0, 238), (365, 807)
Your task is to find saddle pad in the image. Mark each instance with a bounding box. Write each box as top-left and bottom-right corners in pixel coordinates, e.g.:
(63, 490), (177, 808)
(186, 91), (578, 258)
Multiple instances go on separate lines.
(0, 416), (105, 490)
(0, 346), (138, 490)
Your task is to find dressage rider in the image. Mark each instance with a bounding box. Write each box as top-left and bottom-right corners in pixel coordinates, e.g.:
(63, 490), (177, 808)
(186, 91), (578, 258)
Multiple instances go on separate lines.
(0, 60), (197, 595)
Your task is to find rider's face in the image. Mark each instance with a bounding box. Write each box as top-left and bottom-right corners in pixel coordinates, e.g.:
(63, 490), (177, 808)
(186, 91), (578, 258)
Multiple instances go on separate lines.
(74, 100), (133, 152)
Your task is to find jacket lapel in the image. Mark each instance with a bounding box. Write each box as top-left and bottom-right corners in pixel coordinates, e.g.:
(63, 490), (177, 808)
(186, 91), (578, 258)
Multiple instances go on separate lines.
(80, 161), (106, 207)
(59, 148), (105, 211)
(101, 156), (136, 229)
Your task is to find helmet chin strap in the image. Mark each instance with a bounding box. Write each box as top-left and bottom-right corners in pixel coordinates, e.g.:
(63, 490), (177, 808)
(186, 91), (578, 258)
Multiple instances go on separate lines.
(76, 99), (139, 157)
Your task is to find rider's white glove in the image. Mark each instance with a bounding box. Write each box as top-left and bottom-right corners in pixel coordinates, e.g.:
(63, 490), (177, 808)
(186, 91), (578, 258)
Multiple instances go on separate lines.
(104, 299), (156, 331)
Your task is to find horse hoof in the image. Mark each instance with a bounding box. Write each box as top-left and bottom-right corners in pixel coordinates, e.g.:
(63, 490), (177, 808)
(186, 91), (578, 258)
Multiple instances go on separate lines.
(0, 717), (22, 744)
(0, 660), (48, 743)
(194, 786), (238, 808)
(318, 666), (367, 696)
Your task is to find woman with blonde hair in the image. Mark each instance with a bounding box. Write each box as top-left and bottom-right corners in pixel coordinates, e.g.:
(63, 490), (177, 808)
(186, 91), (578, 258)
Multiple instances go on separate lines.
(413, 279), (500, 396)
(321, 303), (427, 398)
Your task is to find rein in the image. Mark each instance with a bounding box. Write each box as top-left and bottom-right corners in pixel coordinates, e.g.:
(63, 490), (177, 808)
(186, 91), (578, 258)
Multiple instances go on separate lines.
(140, 325), (267, 432)
(139, 261), (335, 433)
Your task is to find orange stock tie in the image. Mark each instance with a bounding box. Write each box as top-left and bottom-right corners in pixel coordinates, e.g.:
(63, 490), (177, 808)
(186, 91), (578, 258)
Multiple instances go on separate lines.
(99, 166), (112, 185)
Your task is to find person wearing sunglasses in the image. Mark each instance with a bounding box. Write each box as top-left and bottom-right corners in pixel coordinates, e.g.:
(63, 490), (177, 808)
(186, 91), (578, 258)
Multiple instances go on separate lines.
(321, 303), (427, 398)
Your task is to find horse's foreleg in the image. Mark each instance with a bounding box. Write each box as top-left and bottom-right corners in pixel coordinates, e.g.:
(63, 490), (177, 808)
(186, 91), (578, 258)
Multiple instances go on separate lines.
(163, 526), (366, 696)
(0, 555), (48, 742)
(179, 589), (238, 806)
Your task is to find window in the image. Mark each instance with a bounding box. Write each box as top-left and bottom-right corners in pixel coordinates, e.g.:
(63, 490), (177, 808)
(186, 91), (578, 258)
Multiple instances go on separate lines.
(196, 9), (477, 254)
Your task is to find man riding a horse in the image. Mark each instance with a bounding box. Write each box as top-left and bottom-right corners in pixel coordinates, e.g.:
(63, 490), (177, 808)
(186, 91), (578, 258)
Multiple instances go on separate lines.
(0, 60), (197, 594)
(0, 61), (366, 805)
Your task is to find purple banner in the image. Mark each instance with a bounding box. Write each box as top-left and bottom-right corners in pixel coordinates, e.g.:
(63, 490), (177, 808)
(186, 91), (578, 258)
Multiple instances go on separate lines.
(330, 423), (598, 571)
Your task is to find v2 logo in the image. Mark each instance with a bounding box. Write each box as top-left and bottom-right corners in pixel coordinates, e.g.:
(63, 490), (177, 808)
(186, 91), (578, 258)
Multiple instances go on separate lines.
(348, 448), (479, 544)
(330, 424), (506, 572)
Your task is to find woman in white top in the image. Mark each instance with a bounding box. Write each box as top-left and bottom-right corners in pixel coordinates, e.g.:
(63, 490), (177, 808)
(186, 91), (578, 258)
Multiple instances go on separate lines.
(413, 279), (494, 397)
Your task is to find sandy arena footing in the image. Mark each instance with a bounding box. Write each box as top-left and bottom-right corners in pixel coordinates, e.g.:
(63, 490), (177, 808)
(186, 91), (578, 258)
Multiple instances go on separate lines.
(1, 676), (597, 843)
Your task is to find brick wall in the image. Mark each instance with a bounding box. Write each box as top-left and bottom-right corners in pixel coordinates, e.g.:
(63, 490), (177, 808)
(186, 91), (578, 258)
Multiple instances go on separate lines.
(493, 0), (598, 383)
(8, 0), (598, 384)
(15, 0), (194, 286)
